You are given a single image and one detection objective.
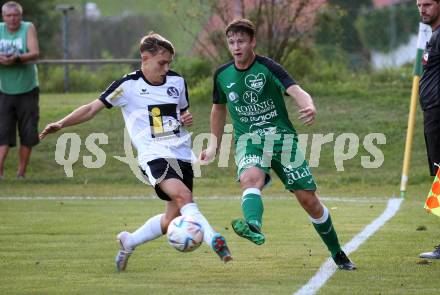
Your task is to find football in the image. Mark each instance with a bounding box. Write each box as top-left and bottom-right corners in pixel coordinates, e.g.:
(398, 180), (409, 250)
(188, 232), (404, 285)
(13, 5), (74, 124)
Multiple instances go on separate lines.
(167, 216), (204, 252)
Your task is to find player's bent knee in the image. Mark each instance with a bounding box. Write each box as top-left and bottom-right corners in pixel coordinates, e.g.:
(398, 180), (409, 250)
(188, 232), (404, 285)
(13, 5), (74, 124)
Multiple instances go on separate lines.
(174, 190), (193, 204)
(297, 192), (321, 209)
(240, 171), (265, 188)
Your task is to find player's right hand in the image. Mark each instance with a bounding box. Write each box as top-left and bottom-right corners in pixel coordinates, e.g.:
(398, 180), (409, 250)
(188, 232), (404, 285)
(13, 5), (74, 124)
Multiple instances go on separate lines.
(39, 122), (63, 140)
(199, 147), (216, 165)
(298, 106), (316, 126)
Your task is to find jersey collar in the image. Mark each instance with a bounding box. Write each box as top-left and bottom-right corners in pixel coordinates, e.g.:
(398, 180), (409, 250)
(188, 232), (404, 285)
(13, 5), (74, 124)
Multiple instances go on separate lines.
(139, 70), (167, 86)
(234, 54), (258, 72)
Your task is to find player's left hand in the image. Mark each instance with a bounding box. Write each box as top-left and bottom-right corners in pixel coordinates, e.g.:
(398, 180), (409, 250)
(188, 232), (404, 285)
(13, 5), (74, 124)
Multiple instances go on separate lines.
(39, 122), (63, 140)
(180, 111), (193, 127)
(298, 106), (316, 126)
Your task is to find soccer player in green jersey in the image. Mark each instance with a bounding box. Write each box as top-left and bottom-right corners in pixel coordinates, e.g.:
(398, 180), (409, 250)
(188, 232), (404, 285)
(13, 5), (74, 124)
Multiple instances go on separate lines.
(199, 19), (356, 270)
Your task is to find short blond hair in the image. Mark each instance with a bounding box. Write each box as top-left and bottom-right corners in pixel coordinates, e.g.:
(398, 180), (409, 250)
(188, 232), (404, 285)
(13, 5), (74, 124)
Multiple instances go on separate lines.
(2, 1), (23, 15)
(139, 32), (175, 55)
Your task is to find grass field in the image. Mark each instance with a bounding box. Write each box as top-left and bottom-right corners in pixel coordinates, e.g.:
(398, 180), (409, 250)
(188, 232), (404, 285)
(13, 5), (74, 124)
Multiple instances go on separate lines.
(1, 197), (439, 294)
(1, 74), (440, 294)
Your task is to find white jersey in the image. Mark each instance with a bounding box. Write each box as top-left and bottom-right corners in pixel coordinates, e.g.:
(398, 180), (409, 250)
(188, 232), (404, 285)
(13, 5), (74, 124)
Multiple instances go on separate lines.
(99, 70), (193, 169)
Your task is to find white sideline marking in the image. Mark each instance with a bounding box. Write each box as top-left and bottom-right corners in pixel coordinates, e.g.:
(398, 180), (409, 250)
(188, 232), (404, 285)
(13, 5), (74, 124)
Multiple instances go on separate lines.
(0, 195), (388, 203)
(294, 198), (403, 295)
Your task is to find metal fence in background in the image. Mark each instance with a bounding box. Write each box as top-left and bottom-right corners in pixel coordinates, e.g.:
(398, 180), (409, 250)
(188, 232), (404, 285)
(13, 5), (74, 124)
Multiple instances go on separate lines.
(36, 59), (140, 93)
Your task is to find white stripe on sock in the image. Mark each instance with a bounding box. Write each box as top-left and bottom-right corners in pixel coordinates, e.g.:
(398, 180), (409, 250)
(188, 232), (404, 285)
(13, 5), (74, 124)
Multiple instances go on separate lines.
(310, 206), (329, 224)
(242, 188), (261, 197)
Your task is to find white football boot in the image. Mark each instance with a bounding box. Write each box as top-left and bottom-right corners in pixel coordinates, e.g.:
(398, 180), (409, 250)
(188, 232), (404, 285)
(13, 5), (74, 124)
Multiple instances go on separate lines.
(115, 231), (134, 271)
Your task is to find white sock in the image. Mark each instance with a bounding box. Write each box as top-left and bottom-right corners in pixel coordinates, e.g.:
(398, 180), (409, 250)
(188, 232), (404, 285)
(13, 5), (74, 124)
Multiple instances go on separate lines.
(128, 214), (164, 248)
(180, 203), (216, 247)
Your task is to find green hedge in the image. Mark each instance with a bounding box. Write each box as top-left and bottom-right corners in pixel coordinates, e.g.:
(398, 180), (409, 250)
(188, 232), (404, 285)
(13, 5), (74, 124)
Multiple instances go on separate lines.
(37, 48), (411, 94)
(38, 64), (136, 93)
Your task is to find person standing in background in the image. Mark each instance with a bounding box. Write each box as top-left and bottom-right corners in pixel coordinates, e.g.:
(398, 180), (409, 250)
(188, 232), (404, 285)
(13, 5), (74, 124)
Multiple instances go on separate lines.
(0, 1), (39, 180)
(416, 0), (440, 259)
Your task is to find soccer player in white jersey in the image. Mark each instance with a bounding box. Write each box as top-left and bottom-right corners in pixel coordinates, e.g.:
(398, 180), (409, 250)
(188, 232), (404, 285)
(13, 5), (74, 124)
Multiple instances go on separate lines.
(39, 32), (232, 271)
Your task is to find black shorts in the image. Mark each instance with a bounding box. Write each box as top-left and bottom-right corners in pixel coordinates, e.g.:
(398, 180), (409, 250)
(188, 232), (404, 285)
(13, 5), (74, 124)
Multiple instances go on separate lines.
(423, 107), (440, 176)
(141, 158), (194, 201)
(0, 87), (39, 147)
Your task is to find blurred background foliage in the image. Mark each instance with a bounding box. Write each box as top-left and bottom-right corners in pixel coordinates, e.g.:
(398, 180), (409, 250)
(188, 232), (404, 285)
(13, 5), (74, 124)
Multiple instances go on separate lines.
(356, 2), (419, 53)
(0, 0), (422, 92)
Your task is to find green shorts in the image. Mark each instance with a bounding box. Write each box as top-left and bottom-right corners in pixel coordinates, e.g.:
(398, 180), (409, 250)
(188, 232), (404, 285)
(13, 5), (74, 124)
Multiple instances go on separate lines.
(234, 135), (317, 191)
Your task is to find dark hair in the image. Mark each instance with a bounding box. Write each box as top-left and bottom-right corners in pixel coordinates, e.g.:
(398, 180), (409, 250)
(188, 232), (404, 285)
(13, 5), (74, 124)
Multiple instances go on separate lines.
(225, 19), (255, 39)
(139, 32), (175, 55)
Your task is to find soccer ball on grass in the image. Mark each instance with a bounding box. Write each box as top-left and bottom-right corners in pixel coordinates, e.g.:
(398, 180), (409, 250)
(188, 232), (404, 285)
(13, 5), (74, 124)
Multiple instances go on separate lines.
(167, 216), (204, 252)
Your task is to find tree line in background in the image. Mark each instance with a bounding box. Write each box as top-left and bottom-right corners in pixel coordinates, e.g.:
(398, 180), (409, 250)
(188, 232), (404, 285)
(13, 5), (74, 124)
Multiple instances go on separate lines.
(356, 2), (420, 53)
(0, 0), (420, 93)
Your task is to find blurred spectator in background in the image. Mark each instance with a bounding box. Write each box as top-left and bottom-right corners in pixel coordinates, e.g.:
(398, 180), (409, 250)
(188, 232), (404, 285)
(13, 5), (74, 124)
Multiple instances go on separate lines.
(0, 1), (39, 180)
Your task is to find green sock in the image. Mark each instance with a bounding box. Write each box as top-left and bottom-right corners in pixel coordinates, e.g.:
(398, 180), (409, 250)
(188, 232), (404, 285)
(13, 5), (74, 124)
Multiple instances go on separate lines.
(311, 207), (341, 257)
(241, 188), (264, 230)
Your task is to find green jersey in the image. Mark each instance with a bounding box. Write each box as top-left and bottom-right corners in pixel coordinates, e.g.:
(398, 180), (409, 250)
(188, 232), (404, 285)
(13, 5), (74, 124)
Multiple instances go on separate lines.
(0, 21), (38, 94)
(213, 55), (296, 141)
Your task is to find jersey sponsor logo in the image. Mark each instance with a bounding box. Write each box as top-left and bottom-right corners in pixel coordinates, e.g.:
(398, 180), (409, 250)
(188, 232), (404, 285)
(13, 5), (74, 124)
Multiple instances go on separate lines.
(249, 121), (277, 137)
(249, 121), (277, 136)
(226, 82), (236, 89)
(249, 110), (278, 123)
(238, 154), (262, 168)
(148, 104), (180, 138)
(228, 92), (239, 103)
(283, 166), (312, 185)
(243, 91), (258, 104)
(245, 73), (266, 92)
(167, 87), (180, 98)
(234, 99), (275, 116)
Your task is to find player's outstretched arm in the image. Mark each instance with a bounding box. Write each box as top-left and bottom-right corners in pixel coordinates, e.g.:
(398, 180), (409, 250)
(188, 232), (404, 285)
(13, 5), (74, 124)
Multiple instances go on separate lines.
(286, 85), (316, 126)
(199, 104), (227, 164)
(39, 99), (105, 140)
